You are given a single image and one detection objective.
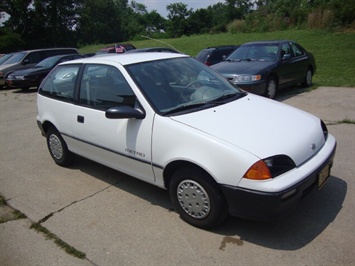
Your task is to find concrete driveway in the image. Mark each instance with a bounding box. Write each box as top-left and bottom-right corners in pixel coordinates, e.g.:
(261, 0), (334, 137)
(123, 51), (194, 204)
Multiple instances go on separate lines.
(0, 87), (354, 265)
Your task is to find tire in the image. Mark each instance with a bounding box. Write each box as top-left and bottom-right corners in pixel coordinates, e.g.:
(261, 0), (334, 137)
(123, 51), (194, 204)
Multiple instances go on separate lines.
(46, 127), (74, 166)
(169, 167), (228, 229)
(301, 68), (312, 87)
(264, 77), (277, 99)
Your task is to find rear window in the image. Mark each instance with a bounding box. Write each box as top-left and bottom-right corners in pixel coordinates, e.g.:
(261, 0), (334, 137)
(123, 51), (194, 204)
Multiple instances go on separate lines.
(196, 49), (211, 62)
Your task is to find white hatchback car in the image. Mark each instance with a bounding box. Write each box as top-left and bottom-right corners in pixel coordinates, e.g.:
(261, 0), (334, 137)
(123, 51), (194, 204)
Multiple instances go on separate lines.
(37, 53), (336, 229)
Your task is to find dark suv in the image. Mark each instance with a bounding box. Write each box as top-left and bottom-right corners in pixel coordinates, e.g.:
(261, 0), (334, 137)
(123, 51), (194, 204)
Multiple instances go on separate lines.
(196, 45), (240, 66)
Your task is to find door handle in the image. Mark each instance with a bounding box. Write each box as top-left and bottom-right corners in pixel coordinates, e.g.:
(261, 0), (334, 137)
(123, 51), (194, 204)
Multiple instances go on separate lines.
(77, 115), (84, 123)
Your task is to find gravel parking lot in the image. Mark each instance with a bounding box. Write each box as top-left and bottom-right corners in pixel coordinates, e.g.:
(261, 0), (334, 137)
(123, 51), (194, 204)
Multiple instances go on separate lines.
(0, 87), (354, 266)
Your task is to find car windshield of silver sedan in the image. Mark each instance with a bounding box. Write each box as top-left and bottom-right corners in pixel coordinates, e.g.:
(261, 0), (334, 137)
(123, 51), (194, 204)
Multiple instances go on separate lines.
(126, 57), (245, 115)
(227, 44), (279, 62)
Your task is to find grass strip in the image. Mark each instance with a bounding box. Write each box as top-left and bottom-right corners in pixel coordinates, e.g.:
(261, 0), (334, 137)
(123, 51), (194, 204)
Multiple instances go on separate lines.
(30, 222), (86, 259)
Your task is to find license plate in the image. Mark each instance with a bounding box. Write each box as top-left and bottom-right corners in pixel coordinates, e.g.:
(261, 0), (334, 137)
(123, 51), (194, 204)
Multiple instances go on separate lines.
(318, 163), (331, 189)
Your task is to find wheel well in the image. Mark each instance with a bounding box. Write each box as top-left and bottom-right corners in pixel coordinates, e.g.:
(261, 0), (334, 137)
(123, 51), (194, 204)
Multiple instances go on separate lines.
(163, 160), (217, 189)
(308, 65), (314, 74)
(268, 73), (279, 86)
(41, 121), (56, 135)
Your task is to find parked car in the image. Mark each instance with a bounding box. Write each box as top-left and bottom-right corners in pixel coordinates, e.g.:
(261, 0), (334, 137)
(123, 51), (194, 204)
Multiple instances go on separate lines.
(196, 45), (240, 66)
(5, 54), (83, 90)
(0, 53), (14, 65)
(37, 53), (336, 229)
(211, 40), (316, 99)
(95, 43), (136, 55)
(0, 48), (79, 88)
(125, 47), (180, 53)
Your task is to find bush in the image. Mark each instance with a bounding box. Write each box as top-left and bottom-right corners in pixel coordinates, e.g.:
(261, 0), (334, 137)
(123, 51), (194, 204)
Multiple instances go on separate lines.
(227, 20), (247, 34)
(308, 9), (335, 29)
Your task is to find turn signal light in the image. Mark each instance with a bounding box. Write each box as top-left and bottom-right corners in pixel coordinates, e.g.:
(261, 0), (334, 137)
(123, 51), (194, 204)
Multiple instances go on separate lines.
(243, 160), (272, 180)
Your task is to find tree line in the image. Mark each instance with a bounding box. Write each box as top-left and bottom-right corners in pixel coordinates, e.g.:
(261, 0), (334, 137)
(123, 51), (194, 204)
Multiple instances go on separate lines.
(0, 0), (353, 53)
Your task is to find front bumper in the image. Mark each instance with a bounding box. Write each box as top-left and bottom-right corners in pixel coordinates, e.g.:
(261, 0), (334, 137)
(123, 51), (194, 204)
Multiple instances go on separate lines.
(220, 141), (336, 221)
(5, 78), (37, 89)
(232, 81), (266, 96)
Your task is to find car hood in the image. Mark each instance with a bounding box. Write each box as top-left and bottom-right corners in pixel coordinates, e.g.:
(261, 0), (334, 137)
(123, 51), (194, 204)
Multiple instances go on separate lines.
(8, 67), (49, 76)
(212, 61), (276, 74)
(170, 94), (325, 166)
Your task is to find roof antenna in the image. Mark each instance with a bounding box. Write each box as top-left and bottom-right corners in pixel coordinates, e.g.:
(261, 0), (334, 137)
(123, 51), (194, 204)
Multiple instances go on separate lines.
(141, 35), (183, 54)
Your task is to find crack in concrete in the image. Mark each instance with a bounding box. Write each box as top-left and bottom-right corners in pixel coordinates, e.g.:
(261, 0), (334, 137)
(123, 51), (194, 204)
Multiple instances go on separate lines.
(38, 180), (123, 224)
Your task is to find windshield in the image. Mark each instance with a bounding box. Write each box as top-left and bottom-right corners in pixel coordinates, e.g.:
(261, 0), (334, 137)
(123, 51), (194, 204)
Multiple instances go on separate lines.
(36, 56), (60, 68)
(2, 52), (27, 64)
(0, 54), (14, 65)
(227, 43), (279, 62)
(126, 57), (244, 115)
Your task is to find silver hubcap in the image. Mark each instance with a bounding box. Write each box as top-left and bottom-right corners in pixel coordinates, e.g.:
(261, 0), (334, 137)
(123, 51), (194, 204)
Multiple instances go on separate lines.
(49, 134), (63, 160)
(267, 80), (276, 98)
(177, 180), (210, 219)
(306, 70), (312, 86)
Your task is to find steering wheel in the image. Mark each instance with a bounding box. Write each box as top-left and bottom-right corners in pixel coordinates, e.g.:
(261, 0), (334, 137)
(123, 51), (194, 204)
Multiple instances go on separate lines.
(185, 80), (203, 90)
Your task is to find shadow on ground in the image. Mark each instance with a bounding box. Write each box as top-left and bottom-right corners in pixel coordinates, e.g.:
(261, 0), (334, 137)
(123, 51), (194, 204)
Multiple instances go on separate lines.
(70, 154), (346, 251)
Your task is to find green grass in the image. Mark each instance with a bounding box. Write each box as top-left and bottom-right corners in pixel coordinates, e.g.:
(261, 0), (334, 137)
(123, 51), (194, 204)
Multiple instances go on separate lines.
(30, 222), (86, 259)
(79, 30), (355, 88)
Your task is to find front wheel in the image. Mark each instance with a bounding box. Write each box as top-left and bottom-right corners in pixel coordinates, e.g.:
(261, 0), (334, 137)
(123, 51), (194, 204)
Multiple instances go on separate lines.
(169, 167), (228, 229)
(264, 77), (277, 99)
(46, 127), (74, 166)
(301, 68), (312, 87)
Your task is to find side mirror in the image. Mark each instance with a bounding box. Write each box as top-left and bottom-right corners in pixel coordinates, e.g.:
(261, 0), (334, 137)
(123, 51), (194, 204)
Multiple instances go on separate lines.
(222, 55), (227, 61)
(105, 104), (145, 119)
(22, 59), (30, 65)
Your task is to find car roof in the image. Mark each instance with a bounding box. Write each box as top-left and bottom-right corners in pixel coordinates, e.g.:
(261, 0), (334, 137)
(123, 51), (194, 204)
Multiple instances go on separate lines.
(125, 47), (179, 53)
(242, 40), (293, 45)
(60, 52), (188, 66)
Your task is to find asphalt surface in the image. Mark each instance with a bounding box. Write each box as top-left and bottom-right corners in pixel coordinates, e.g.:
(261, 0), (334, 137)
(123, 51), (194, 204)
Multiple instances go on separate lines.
(0, 86), (354, 266)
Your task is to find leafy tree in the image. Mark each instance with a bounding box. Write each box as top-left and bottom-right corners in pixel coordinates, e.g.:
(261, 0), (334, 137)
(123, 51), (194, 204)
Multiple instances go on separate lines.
(166, 2), (192, 37)
(77, 0), (128, 45)
(31, 0), (82, 47)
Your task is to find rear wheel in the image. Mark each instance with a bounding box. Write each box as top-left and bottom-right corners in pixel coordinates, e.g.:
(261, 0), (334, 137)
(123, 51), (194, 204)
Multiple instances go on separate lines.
(302, 68), (312, 87)
(169, 166), (228, 229)
(46, 127), (74, 166)
(264, 77), (277, 99)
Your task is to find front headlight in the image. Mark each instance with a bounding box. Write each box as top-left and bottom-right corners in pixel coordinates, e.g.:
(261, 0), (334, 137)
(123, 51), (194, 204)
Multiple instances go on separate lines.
(243, 155), (295, 180)
(15, 76), (25, 80)
(232, 74), (261, 83)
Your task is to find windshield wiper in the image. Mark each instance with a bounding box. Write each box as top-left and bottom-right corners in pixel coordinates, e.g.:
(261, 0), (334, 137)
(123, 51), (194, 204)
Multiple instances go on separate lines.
(163, 102), (209, 116)
(209, 92), (247, 104)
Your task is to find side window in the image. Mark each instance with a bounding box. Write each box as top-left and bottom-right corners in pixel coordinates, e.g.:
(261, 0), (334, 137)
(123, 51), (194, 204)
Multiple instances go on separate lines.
(290, 43), (305, 57)
(39, 65), (80, 102)
(24, 51), (41, 64)
(79, 64), (135, 110)
(281, 43), (292, 58)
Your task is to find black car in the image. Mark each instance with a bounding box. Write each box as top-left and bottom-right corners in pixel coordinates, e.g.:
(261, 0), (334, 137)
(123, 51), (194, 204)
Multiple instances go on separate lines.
(196, 45), (240, 66)
(5, 54), (83, 90)
(211, 40), (316, 99)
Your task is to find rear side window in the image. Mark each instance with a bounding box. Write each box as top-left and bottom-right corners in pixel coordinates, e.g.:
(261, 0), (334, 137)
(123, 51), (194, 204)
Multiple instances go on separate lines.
(79, 64), (136, 110)
(39, 65), (80, 102)
(290, 43), (305, 57)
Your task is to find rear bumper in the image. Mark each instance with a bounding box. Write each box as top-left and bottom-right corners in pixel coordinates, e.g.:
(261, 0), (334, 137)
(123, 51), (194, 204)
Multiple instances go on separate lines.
(220, 142), (336, 221)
